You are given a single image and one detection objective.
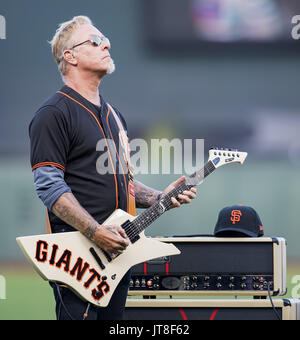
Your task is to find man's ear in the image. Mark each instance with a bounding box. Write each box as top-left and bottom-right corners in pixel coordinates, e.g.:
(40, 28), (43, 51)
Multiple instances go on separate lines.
(63, 50), (78, 66)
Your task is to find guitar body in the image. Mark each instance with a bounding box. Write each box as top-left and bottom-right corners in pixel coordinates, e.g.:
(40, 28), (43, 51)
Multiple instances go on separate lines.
(16, 209), (180, 307)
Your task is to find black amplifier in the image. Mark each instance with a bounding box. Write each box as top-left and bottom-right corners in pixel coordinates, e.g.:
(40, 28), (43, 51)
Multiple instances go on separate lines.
(125, 299), (299, 320)
(128, 237), (286, 297)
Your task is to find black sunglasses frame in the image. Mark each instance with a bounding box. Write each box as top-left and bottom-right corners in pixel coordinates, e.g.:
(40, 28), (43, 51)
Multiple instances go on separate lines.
(71, 35), (109, 49)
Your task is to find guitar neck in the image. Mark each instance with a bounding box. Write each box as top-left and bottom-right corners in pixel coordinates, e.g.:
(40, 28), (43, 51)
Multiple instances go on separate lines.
(127, 160), (216, 240)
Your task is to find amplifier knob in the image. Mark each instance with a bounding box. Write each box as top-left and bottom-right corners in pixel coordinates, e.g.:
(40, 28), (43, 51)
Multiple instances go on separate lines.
(230, 276), (235, 282)
(216, 283), (222, 289)
(241, 283), (246, 289)
(191, 283), (198, 289)
(135, 279), (140, 287)
(204, 276), (210, 281)
(203, 283), (210, 289)
(192, 276), (198, 281)
(217, 276), (222, 281)
(129, 280), (134, 288)
(229, 283), (235, 289)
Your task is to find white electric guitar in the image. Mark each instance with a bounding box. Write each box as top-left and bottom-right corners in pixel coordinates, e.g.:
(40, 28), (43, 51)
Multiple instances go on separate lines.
(17, 148), (247, 307)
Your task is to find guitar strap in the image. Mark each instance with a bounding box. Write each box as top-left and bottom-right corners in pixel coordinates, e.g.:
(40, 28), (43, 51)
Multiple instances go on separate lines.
(45, 103), (136, 233)
(107, 103), (136, 217)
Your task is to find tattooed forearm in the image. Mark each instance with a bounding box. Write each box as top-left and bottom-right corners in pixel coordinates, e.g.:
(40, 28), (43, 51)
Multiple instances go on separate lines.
(82, 223), (98, 240)
(134, 180), (161, 209)
(52, 192), (99, 241)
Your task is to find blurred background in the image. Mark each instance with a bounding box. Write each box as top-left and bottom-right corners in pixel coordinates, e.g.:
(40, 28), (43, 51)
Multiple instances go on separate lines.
(0, 0), (300, 319)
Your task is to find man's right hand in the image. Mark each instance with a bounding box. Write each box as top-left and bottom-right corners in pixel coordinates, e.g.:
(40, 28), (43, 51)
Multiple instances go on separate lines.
(52, 193), (130, 256)
(93, 225), (130, 256)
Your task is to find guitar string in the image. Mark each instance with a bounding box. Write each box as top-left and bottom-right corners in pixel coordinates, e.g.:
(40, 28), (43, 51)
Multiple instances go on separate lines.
(123, 161), (216, 241)
(123, 162), (216, 240)
(124, 161), (216, 240)
(124, 172), (203, 238)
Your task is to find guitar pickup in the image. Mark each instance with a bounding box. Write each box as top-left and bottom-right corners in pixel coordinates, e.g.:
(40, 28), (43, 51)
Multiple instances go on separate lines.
(102, 250), (113, 263)
(89, 247), (106, 270)
(121, 220), (140, 244)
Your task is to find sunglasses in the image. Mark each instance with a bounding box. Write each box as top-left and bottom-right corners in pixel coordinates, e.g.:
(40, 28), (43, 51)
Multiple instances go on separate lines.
(71, 35), (110, 49)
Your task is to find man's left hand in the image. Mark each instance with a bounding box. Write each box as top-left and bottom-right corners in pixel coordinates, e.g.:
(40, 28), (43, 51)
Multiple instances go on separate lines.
(162, 176), (197, 209)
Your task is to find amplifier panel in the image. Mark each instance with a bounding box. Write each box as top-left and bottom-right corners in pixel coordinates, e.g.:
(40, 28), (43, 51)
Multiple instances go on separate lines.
(125, 299), (300, 320)
(128, 237), (286, 296)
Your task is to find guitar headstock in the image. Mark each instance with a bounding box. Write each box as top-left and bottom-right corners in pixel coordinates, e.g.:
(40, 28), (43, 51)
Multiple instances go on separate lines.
(208, 148), (248, 168)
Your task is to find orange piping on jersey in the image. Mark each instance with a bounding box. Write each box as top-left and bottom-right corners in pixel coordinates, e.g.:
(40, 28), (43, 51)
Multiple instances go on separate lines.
(56, 91), (119, 210)
(32, 161), (66, 172)
(106, 107), (129, 211)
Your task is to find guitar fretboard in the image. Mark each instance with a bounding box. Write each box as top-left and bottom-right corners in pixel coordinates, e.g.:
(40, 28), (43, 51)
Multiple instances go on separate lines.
(123, 160), (216, 243)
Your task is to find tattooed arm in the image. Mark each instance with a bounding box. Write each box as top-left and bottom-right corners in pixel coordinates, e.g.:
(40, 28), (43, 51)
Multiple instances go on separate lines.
(134, 180), (161, 209)
(52, 192), (129, 254)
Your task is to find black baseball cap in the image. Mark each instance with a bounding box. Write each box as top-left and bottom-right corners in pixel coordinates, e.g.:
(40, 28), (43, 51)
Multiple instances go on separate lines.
(214, 205), (264, 237)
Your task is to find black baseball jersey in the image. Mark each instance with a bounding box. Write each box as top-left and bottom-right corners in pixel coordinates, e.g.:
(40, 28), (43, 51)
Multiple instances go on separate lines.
(29, 85), (130, 231)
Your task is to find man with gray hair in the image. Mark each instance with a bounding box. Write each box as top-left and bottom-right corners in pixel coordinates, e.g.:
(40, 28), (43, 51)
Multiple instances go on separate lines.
(29, 16), (197, 320)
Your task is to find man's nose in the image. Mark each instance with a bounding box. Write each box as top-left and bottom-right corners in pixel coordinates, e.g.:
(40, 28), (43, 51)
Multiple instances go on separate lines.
(101, 38), (111, 50)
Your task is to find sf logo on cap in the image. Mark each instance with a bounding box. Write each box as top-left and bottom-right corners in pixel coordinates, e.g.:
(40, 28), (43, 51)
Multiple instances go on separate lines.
(230, 210), (242, 224)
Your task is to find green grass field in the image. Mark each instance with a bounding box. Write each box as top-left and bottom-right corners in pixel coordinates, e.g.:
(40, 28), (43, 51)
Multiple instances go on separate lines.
(0, 261), (300, 320)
